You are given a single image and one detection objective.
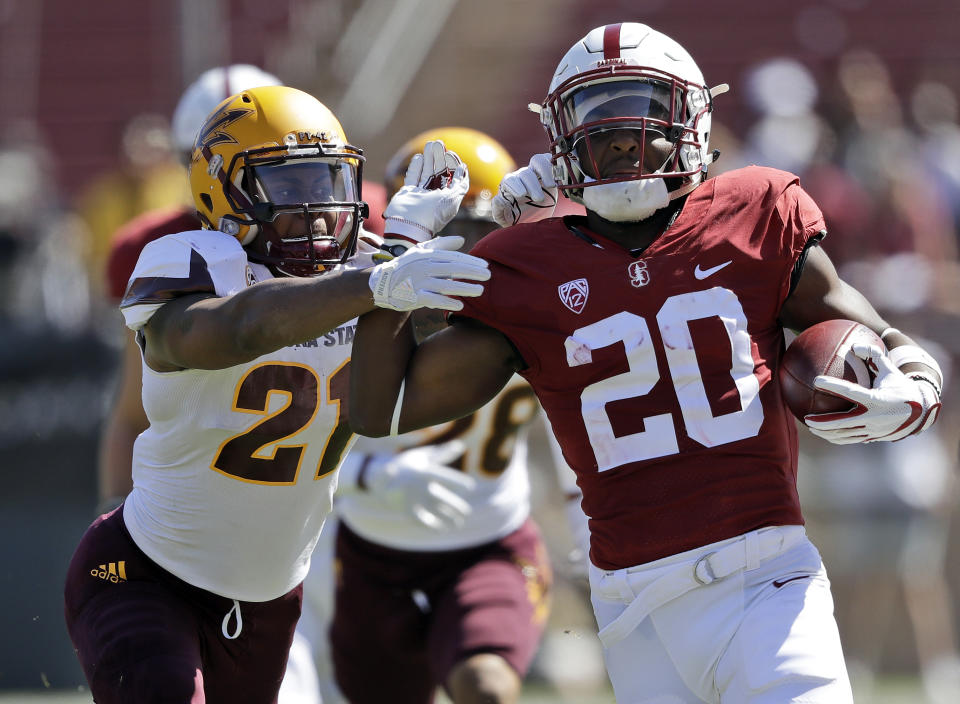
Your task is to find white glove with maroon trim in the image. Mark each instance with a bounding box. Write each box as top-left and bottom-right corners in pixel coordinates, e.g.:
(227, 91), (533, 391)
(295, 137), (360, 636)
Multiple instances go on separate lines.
(368, 235), (489, 312)
(804, 342), (941, 443)
(379, 140), (469, 259)
(491, 153), (558, 227)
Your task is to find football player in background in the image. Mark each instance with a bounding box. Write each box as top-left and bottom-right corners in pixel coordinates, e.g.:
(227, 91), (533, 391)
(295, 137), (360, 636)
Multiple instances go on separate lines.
(318, 127), (585, 704)
(64, 85), (489, 704)
(348, 23), (944, 703)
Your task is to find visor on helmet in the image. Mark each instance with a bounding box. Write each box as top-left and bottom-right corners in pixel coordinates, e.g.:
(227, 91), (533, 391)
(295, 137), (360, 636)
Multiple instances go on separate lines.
(563, 80), (675, 134)
(547, 75), (707, 190)
(235, 152), (365, 275)
(252, 158), (356, 210)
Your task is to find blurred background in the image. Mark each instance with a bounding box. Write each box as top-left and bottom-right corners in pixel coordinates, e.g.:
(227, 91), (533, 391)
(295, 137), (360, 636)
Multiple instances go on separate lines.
(1, 0), (959, 701)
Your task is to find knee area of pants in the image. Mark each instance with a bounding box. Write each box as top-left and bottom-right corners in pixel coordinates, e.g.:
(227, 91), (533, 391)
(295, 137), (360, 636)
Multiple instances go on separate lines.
(446, 654), (521, 704)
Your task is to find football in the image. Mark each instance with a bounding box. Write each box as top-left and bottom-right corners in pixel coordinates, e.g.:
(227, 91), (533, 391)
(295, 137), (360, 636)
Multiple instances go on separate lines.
(779, 319), (884, 421)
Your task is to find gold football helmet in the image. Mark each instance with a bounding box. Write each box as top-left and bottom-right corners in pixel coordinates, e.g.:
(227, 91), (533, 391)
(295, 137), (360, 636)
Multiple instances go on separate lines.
(384, 127), (515, 222)
(189, 85), (367, 276)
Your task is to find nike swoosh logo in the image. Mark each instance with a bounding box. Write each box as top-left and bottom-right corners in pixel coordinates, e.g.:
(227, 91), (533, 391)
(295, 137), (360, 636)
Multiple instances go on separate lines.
(772, 575), (810, 588)
(694, 261), (732, 280)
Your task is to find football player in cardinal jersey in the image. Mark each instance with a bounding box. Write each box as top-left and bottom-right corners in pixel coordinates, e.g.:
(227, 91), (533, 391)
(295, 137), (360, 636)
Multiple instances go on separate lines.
(321, 127), (580, 704)
(348, 23), (944, 704)
(63, 85), (488, 704)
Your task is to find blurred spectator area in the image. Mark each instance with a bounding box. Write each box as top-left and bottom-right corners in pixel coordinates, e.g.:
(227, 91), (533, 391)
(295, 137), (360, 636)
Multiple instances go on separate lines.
(0, 0), (956, 201)
(0, 0), (959, 694)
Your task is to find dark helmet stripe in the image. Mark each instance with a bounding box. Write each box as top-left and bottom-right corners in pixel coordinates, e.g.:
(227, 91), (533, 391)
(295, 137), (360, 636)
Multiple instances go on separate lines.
(603, 23), (622, 60)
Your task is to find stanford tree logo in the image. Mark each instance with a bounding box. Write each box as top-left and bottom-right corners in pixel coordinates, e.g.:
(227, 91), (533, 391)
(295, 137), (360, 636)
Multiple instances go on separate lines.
(628, 260), (649, 288)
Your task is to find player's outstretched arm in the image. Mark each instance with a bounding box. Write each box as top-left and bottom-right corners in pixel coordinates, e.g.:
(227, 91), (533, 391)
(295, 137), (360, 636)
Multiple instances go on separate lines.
(141, 238), (488, 372)
(142, 267), (380, 371)
(349, 312), (520, 437)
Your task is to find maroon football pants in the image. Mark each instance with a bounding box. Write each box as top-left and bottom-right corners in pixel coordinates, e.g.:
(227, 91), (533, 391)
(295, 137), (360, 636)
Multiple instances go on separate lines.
(63, 506), (302, 704)
(330, 518), (552, 704)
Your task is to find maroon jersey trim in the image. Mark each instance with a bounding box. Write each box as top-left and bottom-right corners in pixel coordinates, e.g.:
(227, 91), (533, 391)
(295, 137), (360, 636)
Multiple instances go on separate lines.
(120, 248), (216, 309)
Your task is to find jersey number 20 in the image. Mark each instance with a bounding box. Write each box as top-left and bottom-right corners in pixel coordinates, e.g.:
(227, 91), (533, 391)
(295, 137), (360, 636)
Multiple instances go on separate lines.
(567, 288), (763, 470)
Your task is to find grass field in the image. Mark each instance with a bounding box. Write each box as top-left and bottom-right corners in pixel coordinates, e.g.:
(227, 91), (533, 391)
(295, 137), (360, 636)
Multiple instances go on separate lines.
(0, 677), (933, 704)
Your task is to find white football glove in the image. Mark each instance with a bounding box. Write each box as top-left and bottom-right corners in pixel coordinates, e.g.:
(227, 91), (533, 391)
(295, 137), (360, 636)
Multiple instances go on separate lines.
(380, 140), (469, 258)
(804, 342), (941, 444)
(491, 153), (558, 228)
(368, 235), (489, 312)
(364, 441), (477, 531)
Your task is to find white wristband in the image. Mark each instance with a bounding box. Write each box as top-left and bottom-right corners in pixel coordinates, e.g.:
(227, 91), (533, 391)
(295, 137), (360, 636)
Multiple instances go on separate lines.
(887, 344), (943, 395)
(384, 217), (433, 241)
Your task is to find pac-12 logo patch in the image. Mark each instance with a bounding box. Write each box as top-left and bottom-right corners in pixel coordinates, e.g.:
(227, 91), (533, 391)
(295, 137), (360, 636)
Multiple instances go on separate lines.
(558, 278), (589, 314)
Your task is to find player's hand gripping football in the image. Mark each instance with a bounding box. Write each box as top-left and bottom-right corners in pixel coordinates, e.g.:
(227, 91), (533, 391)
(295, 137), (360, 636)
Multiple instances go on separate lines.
(368, 235), (489, 312)
(379, 140), (469, 260)
(364, 441), (477, 531)
(803, 342), (941, 444)
(491, 153), (558, 227)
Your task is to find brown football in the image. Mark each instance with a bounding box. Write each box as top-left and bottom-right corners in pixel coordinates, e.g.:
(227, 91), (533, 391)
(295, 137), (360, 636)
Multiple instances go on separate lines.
(779, 319), (884, 421)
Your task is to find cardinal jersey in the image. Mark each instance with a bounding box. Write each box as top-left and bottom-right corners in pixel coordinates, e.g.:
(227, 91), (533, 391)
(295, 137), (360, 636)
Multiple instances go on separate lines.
(458, 166), (822, 570)
(120, 230), (357, 601)
(337, 375), (538, 551)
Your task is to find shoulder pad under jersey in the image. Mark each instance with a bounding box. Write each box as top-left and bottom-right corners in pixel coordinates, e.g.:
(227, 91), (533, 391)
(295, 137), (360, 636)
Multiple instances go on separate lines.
(120, 230), (249, 331)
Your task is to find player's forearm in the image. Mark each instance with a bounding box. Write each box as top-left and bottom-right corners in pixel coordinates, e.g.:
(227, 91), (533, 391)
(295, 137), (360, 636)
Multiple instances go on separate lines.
(349, 307), (416, 436)
(152, 268), (377, 370)
(230, 268), (375, 356)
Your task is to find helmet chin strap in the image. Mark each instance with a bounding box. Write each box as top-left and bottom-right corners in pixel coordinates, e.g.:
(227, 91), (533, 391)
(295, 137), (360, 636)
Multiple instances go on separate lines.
(667, 178), (702, 202)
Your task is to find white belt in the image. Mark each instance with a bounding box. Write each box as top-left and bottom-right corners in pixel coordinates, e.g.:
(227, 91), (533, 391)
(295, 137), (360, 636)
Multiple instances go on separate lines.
(595, 526), (804, 648)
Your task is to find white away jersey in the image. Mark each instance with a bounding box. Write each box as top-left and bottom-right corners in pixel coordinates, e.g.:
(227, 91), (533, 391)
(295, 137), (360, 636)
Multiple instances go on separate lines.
(120, 230), (356, 601)
(336, 375), (538, 551)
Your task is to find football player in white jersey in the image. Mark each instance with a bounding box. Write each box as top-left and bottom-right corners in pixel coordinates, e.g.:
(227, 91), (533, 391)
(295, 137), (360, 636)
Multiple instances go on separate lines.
(309, 127), (580, 704)
(63, 85), (488, 704)
(348, 23), (944, 704)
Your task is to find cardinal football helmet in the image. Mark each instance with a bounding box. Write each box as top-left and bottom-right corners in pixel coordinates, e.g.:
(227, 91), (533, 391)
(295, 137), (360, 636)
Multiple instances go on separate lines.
(189, 85), (367, 276)
(384, 127), (516, 221)
(171, 64), (282, 156)
(539, 22), (725, 203)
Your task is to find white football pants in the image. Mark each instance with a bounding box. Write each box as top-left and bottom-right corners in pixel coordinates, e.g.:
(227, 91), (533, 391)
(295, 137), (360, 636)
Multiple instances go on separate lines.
(589, 525), (853, 703)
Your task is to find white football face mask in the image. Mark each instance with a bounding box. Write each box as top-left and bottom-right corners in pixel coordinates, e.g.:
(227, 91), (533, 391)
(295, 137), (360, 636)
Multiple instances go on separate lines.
(581, 174), (670, 222)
